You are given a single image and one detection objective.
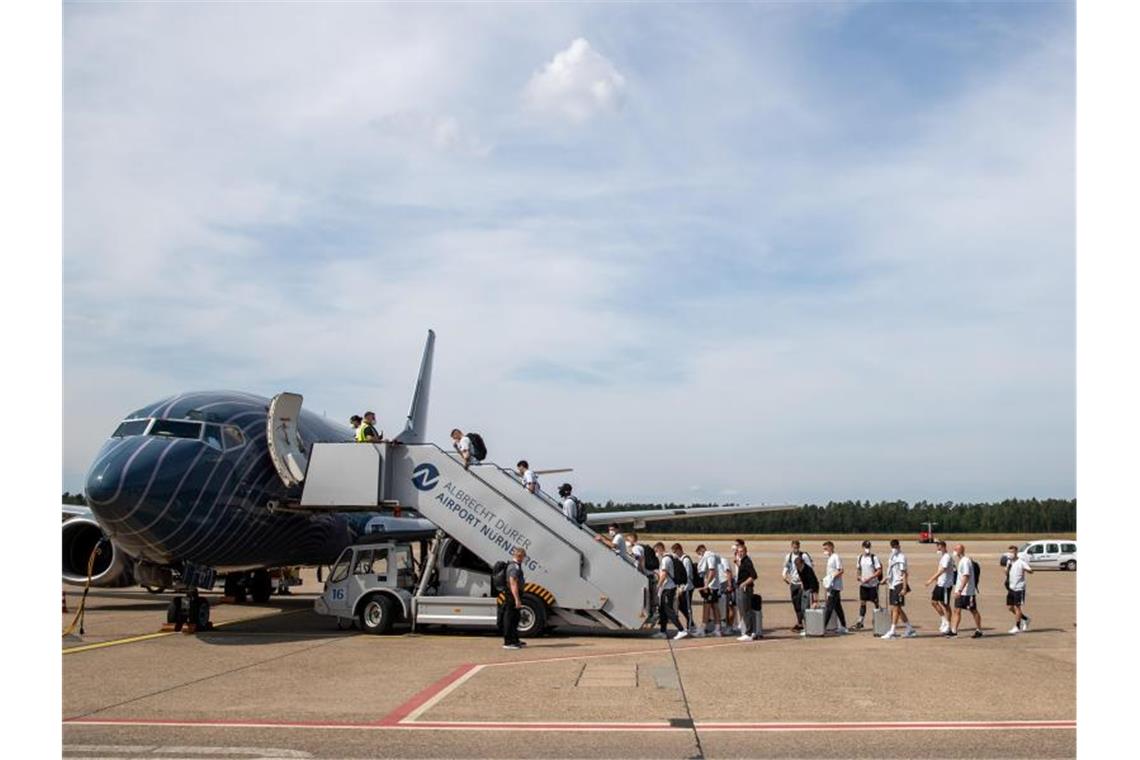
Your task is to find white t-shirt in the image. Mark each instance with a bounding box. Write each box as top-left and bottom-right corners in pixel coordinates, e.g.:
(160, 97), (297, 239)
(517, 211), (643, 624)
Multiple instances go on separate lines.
(825, 553), (844, 591)
(698, 552), (722, 590)
(937, 552), (955, 588)
(716, 554), (731, 585)
(885, 551), (908, 588)
(631, 544), (646, 573)
(956, 556), (976, 596)
(784, 551), (812, 584)
(456, 436), (471, 456)
(681, 555), (695, 592)
(610, 532), (629, 558)
(1008, 557), (1031, 592)
(561, 497), (577, 521)
(522, 470), (539, 494)
(659, 555), (676, 590)
(858, 553), (883, 587)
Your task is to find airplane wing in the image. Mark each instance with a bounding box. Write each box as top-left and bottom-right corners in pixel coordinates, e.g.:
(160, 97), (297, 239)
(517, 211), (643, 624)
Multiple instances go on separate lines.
(585, 503), (798, 528)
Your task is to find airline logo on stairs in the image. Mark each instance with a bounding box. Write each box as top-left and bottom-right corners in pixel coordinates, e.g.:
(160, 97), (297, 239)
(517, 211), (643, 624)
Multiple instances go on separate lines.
(411, 463), (440, 491)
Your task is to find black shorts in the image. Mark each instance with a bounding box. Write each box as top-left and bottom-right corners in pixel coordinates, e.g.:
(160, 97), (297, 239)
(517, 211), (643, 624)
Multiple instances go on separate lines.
(954, 594), (977, 611)
(932, 587), (951, 605)
(725, 589), (736, 607)
(859, 585), (880, 603)
(888, 586), (905, 607)
(1006, 589), (1025, 607)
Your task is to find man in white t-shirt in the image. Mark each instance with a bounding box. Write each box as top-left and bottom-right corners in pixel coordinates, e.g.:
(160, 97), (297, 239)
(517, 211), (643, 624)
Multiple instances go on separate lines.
(1005, 545), (1033, 634)
(654, 543), (688, 640)
(450, 428), (473, 469)
(854, 540), (883, 631)
(924, 539), (956, 633)
(594, 523), (629, 560)
(516, 460), (540, 496)
(629, 533), (646, 575)
(821, 541), (848, 634)
(694, 544), (725, 637)
(949, 543), (983, 638)
(782, 540), (813, 631)
(557, 483), (579, 523)
(881, 539), (916, 639)
(671, 544), (697, 633)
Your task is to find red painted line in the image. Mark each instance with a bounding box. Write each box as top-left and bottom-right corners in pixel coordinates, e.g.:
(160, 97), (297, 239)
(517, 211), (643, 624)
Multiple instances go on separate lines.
(375, 663), (479, 725)
(696, 720), (1077, 732)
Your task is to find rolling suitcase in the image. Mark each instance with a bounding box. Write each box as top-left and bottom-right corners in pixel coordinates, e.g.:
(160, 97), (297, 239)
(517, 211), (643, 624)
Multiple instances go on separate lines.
(750, 594), (763, 638)
(873, 606), (893, 636)
(803, 606), (838, 637)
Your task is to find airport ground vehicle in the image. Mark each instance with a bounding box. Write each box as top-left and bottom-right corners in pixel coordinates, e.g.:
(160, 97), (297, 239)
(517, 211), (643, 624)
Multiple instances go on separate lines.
(1020, 539), (1078, 570)
(918, 522), (938, 543)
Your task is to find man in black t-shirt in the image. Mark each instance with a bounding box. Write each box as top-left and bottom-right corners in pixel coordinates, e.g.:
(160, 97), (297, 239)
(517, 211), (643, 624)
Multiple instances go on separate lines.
(502, 547), (527, 650)
(734, 541), (759, 641)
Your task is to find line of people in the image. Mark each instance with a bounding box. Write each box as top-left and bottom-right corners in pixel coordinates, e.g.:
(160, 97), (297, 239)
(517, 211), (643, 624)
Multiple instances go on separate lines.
(591, 533), (1035, 640)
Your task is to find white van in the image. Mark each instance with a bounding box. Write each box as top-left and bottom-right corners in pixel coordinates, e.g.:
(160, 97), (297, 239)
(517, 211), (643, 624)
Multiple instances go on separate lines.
(1019, 539), (1077, 571)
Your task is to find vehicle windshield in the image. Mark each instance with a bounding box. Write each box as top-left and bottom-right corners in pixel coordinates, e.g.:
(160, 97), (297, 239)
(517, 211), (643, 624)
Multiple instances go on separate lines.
(328, 549), (352, 584)
(149, 419), (204, 439)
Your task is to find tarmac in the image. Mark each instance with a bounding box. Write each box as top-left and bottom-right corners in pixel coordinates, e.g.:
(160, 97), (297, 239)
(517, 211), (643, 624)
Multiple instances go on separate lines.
(62, 538), (1076, 759)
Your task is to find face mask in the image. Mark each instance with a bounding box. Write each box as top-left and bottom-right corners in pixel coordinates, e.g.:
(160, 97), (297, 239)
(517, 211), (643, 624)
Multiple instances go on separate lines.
(863, 548), (871, 555)
(891, 548), (899, 556)
(1006, 553), (1015, 560)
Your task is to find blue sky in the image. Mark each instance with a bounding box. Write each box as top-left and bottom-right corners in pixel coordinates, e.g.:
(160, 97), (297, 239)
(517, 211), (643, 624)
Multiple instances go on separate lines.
(63, 1), (1075, 504)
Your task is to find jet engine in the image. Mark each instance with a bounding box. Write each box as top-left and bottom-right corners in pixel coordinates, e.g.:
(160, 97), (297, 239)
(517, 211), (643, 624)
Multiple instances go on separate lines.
(62, 516), (133, 587)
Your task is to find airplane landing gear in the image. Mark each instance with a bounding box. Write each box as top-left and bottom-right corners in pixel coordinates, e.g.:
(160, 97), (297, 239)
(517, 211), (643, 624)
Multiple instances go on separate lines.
(163, 588), (213, 633)
(222, 569), (272, 604)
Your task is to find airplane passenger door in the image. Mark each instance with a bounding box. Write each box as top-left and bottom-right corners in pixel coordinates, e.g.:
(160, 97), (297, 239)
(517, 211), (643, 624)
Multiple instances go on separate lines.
(267, 392), (309, 488)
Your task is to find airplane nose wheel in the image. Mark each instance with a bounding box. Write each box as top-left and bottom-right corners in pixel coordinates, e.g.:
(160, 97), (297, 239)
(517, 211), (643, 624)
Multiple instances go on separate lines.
(164, 590), (213, 632)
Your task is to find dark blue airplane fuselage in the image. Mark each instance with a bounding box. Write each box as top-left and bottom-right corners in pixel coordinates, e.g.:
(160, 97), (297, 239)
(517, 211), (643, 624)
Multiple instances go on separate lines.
(84, 391), (373, 572)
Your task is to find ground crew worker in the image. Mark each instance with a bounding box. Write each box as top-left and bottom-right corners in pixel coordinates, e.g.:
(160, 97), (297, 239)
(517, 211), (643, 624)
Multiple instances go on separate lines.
(782, 540), (812, 631)
(734, 540), (759, 641)
(821, 541), (848, 635)
(854, 540), (883, 630)
(503, 547), (527, 650)
(924, 539), (955, 634)
(949, 543), (983, 638)
(516, 460), (540, 495)
(357, 411), (383, 442)
(881, 539), (916, 639)
(1005, 545), (1033, 634)
(654, 543), (688, 640)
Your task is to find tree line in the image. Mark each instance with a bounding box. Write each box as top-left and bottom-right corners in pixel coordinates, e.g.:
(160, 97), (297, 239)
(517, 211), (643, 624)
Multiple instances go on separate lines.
(584, 498), (1076, 535)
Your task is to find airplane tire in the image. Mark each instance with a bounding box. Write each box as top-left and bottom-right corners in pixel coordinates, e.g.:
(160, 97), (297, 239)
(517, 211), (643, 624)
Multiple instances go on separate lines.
(144, 585), (167, 594)
(223, 572), (248, 603)
(250, 569), (272, 603)
(358, 594), (396, 635)
(166, 596), (184, 624)
(194, 598), (211, 628)
(517, 592), (547, 638)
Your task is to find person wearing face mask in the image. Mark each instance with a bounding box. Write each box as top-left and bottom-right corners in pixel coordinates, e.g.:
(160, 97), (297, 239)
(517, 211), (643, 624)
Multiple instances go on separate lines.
(949, 543), (983, 638)
(782, 540), (812, 631)
(854, 540), (883, 631)
(881, 539), (916, 639)
(924, 539), (956, 634)
(594, 523), (629, 560)
(1005, 545), (1033, 634)
(821, 541), (848, 635)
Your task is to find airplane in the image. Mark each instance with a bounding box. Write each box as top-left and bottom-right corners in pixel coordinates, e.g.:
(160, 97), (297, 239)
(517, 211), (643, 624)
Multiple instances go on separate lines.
(64, 330), (797, 604)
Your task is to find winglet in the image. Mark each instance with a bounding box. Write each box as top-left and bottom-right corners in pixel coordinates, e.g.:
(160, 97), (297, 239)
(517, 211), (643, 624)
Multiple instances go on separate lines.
(395, 330), (435, 443)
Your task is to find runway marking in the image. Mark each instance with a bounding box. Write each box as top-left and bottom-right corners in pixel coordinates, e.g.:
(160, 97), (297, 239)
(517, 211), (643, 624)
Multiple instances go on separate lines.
(375, 663), (482, 725)
(63, 717), (1076, 733)
(62, 610), (308, 655)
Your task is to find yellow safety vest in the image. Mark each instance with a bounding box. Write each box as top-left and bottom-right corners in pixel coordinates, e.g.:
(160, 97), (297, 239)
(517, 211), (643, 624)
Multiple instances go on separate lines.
(355, 425), (368, 443)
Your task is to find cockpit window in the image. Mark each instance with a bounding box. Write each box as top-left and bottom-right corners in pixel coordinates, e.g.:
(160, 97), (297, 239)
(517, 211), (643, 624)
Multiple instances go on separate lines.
(222, 425), (246, 450)
(112, 419), (151, 438)
(149, 419), (204, 439)
(203, 424), (224, 451)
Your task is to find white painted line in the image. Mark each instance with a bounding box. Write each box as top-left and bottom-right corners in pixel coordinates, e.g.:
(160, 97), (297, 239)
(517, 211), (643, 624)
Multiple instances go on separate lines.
(402, 664), (485, 723)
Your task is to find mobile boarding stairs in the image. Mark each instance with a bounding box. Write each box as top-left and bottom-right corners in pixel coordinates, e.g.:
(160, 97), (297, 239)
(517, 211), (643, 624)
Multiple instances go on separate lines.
(271, 437), (652, 633)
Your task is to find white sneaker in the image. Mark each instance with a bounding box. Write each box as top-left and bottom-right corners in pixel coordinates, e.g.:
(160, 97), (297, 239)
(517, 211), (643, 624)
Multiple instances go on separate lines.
(799, 630), (808, 637)
(836, 626), (849, 635)
(693, 628), (705, 638)
(1020, 617), (1030, 631)
(713, 628), (723, 637)
(1008, 626), (1020, 634)
(881, 630), (897, 639)
(674, 630), (690, 640)
(736, 634), (752, 641)
(939, 621), (949, 633)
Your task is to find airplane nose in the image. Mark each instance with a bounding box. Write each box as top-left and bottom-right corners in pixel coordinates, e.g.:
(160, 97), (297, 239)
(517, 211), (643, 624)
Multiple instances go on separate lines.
(84, 440), (133, 508)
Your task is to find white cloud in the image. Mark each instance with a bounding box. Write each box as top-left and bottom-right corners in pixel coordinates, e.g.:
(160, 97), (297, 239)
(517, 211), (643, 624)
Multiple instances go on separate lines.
(523, 38), (626, 123)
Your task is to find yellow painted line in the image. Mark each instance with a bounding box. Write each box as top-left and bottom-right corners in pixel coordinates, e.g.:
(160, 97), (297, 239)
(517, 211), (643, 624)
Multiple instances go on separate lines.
(62, 609), (307, 655)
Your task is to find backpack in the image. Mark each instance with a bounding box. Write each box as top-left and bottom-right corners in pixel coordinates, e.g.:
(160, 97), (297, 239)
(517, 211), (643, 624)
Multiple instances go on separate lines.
(491, 560), (508, 591)
(570, 496), (587, 525)
(466, 433), (487, 461)
(669, 556), (688, 586)
(971, 559), (981, 587)
(641, 544), (659, 572)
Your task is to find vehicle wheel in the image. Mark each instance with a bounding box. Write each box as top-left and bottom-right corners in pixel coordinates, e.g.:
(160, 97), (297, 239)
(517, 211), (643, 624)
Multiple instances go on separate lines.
(250, 569), (272, 603)
(517, 592), (548, 637)
(194, 598), (211, 627)
(223, 572), (247, 603)
(1065, 559), (1076, 571)
(358, 594), (396, 635)
(143, 585), (167, 594)
(166, 596), (184, 624)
